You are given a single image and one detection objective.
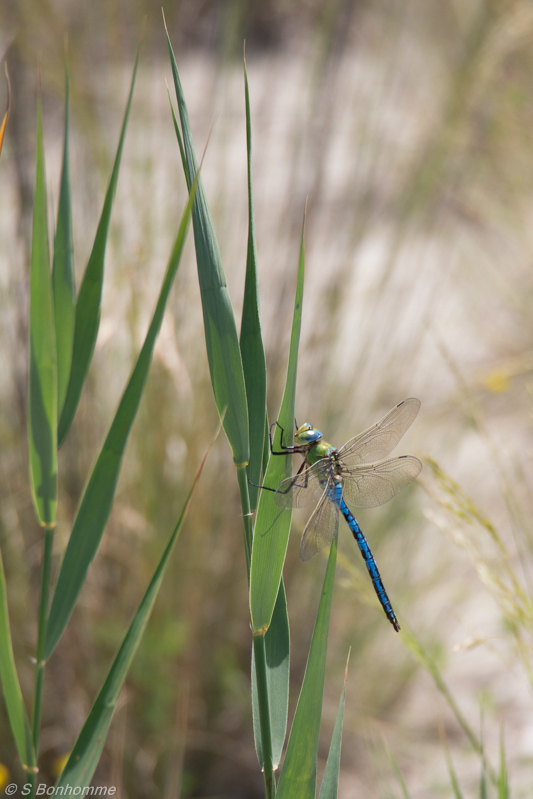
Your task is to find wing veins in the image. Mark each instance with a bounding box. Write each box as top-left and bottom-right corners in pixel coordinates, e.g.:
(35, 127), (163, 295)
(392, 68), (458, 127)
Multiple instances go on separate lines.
(338, 397), (420, 465)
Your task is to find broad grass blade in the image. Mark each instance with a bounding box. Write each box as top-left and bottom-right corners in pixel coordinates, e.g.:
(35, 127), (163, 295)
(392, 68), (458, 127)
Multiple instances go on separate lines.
(0, 62), (11, 159)
(53, 62), (75, 421)
(0, 551), (35, 771)
(249, 216), (305, 633)
(57, 50), (139, 447)
(251, 580), (289, 769)
(45, 183), (196, 658)
(166, 28), (249, 467)
(29, 95), (57, 528)
(240, 54), (266, 511)
(55, 426), (218, 790)
(318, 652), (349, 799)
(276, 534), (337, 799)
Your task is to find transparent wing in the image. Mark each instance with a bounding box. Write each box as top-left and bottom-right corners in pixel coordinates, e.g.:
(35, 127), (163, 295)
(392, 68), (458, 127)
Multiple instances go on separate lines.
(299, 488), (340, 562)
(340, 455), (422, 509)
(275, 461), (330, 509)
(338, 398), (420, 466)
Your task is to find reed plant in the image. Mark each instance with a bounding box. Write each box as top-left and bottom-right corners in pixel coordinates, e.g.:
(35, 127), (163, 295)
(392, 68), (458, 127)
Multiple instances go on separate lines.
(0, 47), (217, 795)
(0, 37), (364, 798)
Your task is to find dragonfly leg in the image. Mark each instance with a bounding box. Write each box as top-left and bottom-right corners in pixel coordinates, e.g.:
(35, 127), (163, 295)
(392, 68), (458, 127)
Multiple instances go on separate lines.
(269, 420), (308, 456)
(275, 460), (310, 498)
(248, 422), (309, 494)
(340, 500), (401, 632)
(249, 447), (310, 495)
(248, 479), (276, 493)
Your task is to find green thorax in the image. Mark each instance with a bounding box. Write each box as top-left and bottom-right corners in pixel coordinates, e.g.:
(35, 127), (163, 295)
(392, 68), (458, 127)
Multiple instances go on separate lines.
(294, 423), (337, 466)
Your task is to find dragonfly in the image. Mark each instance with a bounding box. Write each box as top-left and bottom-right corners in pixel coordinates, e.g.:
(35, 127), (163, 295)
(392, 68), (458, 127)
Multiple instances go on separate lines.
(270, 398), (422, 632)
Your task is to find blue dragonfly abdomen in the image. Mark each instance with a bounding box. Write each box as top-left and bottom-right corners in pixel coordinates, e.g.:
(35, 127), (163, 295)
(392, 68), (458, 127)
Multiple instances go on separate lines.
(329, 482), (400, 632)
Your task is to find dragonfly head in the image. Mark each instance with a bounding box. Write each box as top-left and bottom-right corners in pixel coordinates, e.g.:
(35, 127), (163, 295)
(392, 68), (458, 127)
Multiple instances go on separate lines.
(294, 422), (323, 446)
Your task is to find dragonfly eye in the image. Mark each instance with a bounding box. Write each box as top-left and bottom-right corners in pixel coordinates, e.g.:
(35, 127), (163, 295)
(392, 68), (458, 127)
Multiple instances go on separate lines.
(295, 423), (323, 445)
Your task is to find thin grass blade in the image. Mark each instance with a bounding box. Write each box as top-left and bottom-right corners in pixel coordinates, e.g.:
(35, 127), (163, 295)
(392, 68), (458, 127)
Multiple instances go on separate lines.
(402, 625), (496, 783)
(480, 763), (488, 799)
(57, 50), (139, 447)
(276, 533), (337, 799)
(498, 728), (508, 799)
(166, 26), (249, 466)
(0, 62), (11, 159)
(383, 738), (412, 799)
(167, 87), (186, 178)
(45, 182), (196, 658)
(55, 424), (218, 789)
(240, 53), (266, 511)
(29, 94), (57, 528)
(249, 214), (305, 633)
(53, 61), (75, 420)
(0, 551), (35, 771)
(442, 740), (464, 799)
(251, 580), (289, 769)
(439, 722), (465, 799)
(318, 650), (349, 799)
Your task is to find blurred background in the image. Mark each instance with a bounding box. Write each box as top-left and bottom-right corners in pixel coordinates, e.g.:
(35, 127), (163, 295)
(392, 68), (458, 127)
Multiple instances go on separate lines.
(1, 0), (533, 796)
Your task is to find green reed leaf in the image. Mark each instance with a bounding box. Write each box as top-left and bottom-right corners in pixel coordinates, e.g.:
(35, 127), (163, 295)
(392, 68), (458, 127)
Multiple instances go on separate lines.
(251, 580), (289, 770)
(45, 180), (196, 659)
(55, 424), (217, 790)
(166, 26), (249, 467)
(29, 95), (57, 528)
(240, 54), (267, 510)
(0, 551), (35, 771)
(276, 533), (337, 799)
(57, 49), (139, 447)
(53, 61), (75, 421)
(318, 652), (349, 799)
(249, 215), (305, 633)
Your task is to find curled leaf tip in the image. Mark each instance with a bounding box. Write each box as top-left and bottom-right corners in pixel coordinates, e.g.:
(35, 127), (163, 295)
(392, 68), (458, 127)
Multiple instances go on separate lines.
(344, 647), (351, 683)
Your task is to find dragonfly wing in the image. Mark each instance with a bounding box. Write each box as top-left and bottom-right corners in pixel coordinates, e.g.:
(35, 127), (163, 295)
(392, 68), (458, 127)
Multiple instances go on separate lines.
(341, 455), (422, 508)
(299, 489), (340, 562)
(275, 461), (329, 509)
(338, 398), (420, 466)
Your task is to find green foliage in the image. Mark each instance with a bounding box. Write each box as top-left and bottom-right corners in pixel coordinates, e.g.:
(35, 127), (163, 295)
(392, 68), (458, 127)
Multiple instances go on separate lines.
(251, 583), (290, 770)
(56, 429), (216, 788)
(29, 95), (57, 529)
(0, 552), (35, 771)
(318, 654), (348, 799)
(167, 41), (345, 798)
(166, 25), (250, 468)
(249, 222), (305, 634)
(45, 152), (197, 659)
(240, 55), (267, 513)
(57, 49), (139, 447)
(52, 64), (75, 421)
(276, 535), (337, 799)
(0, 50), (205, 793)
